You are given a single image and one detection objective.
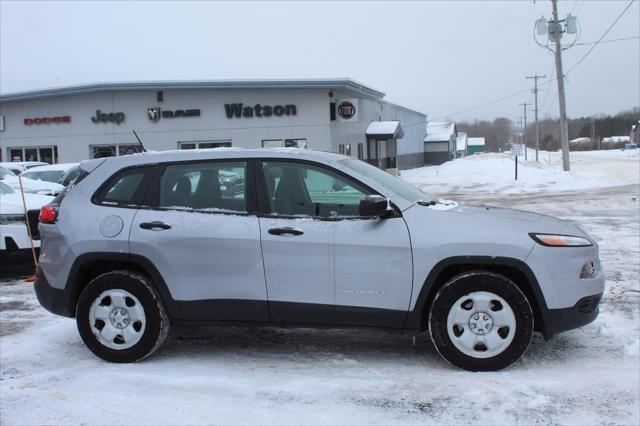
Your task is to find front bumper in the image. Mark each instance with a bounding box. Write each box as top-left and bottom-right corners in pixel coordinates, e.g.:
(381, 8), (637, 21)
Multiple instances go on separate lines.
(1, 223), (41, 250)
(34, 266), (74, 318)
(542, 293), (602, 339)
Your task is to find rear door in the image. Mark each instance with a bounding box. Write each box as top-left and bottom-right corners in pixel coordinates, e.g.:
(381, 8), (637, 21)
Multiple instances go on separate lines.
(129, 159), (268, 322)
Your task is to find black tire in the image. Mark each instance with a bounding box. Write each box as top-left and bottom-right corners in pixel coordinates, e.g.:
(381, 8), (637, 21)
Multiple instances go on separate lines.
(76, 270), (170, 363)
(428, 271), (533, 371)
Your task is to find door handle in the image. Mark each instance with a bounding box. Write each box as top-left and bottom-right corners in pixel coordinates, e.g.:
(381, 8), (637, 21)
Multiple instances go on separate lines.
(268, 227), (304, 237)
(139, 221), (172, 230)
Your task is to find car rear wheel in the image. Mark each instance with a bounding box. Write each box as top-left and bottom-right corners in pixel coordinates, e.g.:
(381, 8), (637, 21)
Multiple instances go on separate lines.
(428, 271), (534, 371)
(76, 270), (169, 363)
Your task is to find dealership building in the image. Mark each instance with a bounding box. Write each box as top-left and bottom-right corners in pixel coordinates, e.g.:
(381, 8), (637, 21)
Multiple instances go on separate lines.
(0, 79), (428, 170)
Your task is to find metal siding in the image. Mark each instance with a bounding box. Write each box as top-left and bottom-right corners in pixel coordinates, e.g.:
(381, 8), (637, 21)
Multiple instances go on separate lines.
(0, 88), (332, 163)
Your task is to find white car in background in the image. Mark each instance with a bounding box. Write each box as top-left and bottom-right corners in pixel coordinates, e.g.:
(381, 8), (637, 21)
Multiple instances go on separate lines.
(20, 163), (79, 186)
(0, 161), (48, 175)
(0, 166), (64, 196)
(0, 181), (53, 252)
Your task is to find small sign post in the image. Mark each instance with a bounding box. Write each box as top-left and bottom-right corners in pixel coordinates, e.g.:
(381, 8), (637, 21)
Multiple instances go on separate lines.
(511, 144), (525, 180)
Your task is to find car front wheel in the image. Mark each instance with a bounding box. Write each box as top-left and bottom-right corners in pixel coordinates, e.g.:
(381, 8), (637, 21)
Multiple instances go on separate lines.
(428, 271), (534, 371)
(76, 270), (170, 363)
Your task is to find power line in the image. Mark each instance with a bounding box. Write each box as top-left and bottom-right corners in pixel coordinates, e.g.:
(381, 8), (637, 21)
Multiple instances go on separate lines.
(566, 0), (636, 75)
(430, 86), (543, 121)
(432, 0), (636, 122)
(573, 35), (639, 46)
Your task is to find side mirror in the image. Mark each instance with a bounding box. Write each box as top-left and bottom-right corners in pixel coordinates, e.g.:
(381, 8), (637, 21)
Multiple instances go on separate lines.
(359, 195), (391, 218)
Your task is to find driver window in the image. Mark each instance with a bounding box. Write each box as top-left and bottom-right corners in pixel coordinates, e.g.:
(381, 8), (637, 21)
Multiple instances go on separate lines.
(262, 161), (372, 218)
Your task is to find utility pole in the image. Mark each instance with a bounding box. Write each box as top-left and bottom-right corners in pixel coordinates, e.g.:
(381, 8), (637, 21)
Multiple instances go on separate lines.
(591, 117), (597, 149)
(519, 102), (530, 160)
(551, 0), (571, 171)
(527, 74), (546, 162)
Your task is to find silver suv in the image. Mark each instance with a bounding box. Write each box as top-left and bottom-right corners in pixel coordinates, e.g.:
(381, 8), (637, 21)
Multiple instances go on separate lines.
(34, 149), (605, 371)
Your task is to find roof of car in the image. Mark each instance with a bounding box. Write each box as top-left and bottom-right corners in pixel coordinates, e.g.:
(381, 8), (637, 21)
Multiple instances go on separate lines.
(88, 148), (348, 168)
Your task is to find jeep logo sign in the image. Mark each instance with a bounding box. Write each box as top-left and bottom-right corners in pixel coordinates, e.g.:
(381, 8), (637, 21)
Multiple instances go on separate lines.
(91, 110), (125, 125)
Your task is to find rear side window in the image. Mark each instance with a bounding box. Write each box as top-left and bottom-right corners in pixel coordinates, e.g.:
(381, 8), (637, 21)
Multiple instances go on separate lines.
(94, 166), (155, 207)
(158, 161), (247, 213)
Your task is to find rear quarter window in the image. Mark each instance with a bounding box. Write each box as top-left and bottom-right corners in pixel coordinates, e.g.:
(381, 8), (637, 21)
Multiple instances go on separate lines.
(93, 166), (156, 207)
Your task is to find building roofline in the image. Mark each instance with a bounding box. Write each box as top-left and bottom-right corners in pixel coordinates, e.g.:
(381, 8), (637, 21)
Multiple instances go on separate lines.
(0, 78), (386, 103)
(379, 99), (427, 118)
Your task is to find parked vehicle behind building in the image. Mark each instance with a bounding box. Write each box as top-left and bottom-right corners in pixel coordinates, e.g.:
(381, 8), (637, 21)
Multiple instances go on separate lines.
(34, 149), (605, 371)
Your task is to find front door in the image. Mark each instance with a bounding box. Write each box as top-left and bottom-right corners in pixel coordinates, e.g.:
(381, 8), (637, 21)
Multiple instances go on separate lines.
(256, 159), (413, 327)
(129, 159), (269, 322)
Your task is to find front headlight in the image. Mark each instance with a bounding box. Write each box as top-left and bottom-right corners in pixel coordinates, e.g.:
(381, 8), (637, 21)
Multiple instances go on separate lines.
(0, 214), (25, 225)
(529, 233), (593, 247)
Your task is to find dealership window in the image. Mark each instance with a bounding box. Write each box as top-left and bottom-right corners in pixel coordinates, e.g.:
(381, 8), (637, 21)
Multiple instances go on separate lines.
(91, 144), (143, 159)
(338, 144), (352, 156)
(7, 146), (58, 164)
(262, 139), (307, 149)
(178, 141), (232, 150)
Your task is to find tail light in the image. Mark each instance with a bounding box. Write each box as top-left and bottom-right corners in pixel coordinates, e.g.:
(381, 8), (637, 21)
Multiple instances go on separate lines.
(39, 204), (58, 224)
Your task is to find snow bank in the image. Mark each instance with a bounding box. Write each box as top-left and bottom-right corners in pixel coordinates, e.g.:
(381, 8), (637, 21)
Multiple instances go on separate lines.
(401, 150), (639, 195)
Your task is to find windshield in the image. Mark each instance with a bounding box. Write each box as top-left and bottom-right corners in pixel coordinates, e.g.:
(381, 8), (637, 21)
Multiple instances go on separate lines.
(0, 166), (16, 179)
(340, 159), (435, 203)
(0, 181), (15, 194)
(22, 170), (65, 183)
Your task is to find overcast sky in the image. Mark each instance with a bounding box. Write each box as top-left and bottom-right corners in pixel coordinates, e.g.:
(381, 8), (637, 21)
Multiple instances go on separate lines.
(1, 0), (638, 122)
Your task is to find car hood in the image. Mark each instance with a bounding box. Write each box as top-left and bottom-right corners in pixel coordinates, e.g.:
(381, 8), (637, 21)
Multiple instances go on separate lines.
(414, 201), (588, 238)
(0, 193), (54, 214)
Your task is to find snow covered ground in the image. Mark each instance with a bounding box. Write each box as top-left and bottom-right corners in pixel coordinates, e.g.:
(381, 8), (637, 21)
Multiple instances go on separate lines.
(1, 150), (639, 425)
(401, 149), (639, 196)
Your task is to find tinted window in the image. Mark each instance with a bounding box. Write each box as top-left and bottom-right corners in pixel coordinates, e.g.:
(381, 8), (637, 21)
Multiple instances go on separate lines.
(262, 161), (372, 218)
(95, 167), (154, 207)
(159, 161), (246, 213)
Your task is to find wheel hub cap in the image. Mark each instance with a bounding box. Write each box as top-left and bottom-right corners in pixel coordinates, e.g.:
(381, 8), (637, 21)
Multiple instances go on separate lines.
(109, 307), (130, 329)
(445, 291), (517, 359)
(469, 312), (493, 335)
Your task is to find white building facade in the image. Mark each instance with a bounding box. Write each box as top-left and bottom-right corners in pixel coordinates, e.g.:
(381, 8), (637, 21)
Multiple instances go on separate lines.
(0, 79), (427, 170)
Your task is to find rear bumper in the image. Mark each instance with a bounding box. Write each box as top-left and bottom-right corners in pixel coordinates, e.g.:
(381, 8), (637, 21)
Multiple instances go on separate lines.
(34, 266), (74, 318)
(542, 293), (602, 339)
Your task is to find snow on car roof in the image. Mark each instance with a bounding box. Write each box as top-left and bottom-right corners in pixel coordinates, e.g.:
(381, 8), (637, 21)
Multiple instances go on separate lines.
(21, 163), (79, 172)
(85, 148), (349, 168)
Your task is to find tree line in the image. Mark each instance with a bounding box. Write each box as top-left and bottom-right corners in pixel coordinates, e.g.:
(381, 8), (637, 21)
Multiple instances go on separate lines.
(456, 107), (638, 152)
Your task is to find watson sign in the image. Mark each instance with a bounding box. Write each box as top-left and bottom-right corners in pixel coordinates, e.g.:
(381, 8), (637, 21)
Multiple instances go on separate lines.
(225, 103), (297, 118)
